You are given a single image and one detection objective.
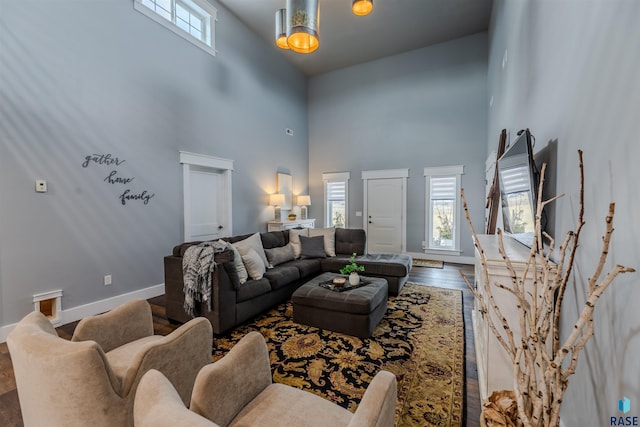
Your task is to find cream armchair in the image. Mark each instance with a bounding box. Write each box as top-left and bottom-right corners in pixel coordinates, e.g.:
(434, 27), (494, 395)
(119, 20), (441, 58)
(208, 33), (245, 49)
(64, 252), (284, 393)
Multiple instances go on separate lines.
(134, 331), (397, 427)
(7, 299), (212, 427)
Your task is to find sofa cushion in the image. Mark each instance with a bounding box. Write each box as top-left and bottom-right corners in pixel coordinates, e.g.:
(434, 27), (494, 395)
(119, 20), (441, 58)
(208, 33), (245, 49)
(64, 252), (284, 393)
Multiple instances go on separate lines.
(309, 227), (336, 257)
(242, 249), (267, 280)
(233, 233), (269, 268)
(260, 231), (288, 250)
(264, 244), (295, 267)
(219, 240), (248, 286)
(263, 266), (301, 290)
(236, 278), (272, 303)
(322, 253), (412, 278)
(288, 228), (309, 259)
(287, 258), (323, 279)
(334, 228), (366, 256)
(300, 235), (327, 259)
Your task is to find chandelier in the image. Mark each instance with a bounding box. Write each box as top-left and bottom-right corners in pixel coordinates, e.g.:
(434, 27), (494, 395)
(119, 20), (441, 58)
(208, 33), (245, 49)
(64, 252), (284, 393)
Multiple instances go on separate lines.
(275, 0), (373, 54)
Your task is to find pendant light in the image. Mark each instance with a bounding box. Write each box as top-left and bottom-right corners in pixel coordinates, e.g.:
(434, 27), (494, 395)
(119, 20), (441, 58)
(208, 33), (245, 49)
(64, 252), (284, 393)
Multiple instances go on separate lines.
(286, 0), (319, 54)
(352, 0), (373, 16)
(275, 9), (289, 49)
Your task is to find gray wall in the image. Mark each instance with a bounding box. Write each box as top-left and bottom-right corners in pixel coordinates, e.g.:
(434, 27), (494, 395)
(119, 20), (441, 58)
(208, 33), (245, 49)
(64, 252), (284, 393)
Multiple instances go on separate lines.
(488, 1), (640, 423)
(308, 33), (488, 256)
(0, 0), (308, 325)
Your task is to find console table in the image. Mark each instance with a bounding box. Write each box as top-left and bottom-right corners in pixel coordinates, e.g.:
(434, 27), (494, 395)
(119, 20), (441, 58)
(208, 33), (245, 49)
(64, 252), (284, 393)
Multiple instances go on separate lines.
(267, 218), (315, 232)
(472, 234), (555, 401)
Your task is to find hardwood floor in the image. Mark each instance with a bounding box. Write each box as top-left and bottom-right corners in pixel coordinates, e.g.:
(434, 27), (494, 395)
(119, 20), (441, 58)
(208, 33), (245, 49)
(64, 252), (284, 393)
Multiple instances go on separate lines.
(0, 263), (480, 426)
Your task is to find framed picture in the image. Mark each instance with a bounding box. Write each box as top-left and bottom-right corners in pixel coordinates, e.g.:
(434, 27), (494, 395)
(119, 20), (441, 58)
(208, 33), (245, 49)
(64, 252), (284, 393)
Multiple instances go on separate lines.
(276, 172), (292, 209)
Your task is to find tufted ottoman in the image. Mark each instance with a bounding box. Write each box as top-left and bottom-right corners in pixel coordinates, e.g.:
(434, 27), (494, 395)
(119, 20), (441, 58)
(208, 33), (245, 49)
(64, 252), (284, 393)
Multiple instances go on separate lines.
(292, 272), (388, 338)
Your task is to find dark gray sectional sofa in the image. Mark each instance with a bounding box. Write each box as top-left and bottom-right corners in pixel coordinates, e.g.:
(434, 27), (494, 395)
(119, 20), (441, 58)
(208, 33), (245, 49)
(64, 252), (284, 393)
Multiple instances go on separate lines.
(164, 228), (412, 334)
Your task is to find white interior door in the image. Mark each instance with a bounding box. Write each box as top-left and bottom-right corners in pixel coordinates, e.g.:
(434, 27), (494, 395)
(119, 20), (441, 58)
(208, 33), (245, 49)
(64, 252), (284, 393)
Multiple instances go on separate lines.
(180, 151), (234, 242)
(366, 178), (404, 253)
(189, 167), (223, 241)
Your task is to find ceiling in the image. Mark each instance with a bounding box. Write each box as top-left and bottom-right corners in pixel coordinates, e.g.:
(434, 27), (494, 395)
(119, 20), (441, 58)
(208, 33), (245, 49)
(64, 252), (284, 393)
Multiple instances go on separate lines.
(217, 0), (494, 77)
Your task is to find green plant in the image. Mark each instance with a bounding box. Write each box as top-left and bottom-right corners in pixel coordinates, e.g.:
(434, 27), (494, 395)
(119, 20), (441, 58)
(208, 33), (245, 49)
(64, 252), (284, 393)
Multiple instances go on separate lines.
(339, 253), (365, 275)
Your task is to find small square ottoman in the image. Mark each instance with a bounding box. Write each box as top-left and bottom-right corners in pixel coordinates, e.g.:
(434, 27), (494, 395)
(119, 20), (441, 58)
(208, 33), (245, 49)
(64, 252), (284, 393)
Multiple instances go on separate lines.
(292, 272), (388, 338)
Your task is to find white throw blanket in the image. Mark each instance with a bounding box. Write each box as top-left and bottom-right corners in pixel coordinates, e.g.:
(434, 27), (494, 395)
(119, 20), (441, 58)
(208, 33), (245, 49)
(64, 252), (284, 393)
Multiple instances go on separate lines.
(182, 240), (228, 317)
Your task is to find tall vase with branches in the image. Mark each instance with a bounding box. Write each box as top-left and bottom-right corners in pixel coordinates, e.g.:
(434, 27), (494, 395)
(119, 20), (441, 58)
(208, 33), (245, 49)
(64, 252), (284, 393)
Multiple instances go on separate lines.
(460, 150), (635, 427)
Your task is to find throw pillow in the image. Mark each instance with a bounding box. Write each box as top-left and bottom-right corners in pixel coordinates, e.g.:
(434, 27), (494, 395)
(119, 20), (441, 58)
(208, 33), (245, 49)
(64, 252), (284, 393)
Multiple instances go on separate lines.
(309, 227), (336, 257)
(288, 228), (309, 259)
(265, 244), (295, 267)
(299, 235), (327, 259)
(232, 233), (269, 268)
(218, 239), (248, 285)
(241, 248), (266, 280)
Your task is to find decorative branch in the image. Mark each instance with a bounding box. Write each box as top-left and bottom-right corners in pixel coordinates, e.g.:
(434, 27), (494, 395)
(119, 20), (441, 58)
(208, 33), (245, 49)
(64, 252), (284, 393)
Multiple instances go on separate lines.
(461, 151), (635, 427)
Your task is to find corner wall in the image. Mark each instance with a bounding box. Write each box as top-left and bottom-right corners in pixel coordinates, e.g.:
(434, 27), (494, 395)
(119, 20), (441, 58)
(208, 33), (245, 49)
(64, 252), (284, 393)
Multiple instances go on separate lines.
(0, 0), (308, 327)
(488, 1), (640, 423)
(308, 33), (488, 257)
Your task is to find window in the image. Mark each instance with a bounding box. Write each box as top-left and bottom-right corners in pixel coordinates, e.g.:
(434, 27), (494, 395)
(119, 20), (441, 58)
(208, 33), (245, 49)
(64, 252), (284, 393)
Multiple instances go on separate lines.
(134, 0), (217, 56)
(424, 166), (464, 253)
(322, 172), (350, 228)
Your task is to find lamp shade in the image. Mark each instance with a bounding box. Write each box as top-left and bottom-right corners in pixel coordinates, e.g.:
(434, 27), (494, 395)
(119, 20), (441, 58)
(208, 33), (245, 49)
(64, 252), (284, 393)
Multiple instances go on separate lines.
(269, 193), (286, 206)
(286, 0), (319, 54)
(275, 9), (289, 49)
(297, 195), (311, 206)
(352, 0), (373, 16)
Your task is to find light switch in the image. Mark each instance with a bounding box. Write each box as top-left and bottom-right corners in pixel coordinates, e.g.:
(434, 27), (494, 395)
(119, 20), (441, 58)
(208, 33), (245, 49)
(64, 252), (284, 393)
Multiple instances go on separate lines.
(35, 180), (47, 193)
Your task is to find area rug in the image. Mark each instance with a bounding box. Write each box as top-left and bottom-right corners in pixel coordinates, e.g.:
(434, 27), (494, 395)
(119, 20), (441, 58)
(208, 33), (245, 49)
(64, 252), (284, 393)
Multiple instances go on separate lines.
(211, 283), (464, 426)
(412, 258), (444, 269)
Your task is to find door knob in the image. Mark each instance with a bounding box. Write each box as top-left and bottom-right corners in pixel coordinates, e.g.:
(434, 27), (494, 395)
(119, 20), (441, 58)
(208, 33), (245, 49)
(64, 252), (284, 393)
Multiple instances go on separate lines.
(218, 225), (224, 230)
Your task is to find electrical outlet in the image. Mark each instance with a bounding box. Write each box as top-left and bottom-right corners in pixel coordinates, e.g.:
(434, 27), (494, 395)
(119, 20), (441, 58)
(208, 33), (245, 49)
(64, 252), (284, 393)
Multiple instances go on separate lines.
(104, 275), (112, 286)
(35, 179), (47, 193)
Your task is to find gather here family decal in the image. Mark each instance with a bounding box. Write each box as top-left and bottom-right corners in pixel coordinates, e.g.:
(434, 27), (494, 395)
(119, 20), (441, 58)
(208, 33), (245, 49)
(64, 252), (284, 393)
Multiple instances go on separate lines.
(82, 153), (155, 205)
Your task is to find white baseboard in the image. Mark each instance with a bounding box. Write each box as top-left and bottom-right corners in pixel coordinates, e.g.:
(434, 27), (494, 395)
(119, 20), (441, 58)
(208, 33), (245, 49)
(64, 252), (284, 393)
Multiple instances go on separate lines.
(406, 251), (475, 265)
(0, 284), (165, 343)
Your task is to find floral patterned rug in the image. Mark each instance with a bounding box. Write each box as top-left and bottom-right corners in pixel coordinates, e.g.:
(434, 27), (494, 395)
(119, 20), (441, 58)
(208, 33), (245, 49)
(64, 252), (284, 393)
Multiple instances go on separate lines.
(211, 283), (464, 427)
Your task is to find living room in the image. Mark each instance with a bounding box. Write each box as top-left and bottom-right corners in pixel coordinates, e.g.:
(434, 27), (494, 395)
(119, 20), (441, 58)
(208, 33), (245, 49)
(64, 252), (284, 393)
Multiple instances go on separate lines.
(1, 1), (639, 426)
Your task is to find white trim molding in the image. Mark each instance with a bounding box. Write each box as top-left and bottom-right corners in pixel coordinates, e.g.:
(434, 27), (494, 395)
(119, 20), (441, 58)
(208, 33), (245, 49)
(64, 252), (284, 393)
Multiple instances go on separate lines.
(424, 165), (465, 253)
(1, 284), (164, 343)
(180, 151), (233, 241)
(362, 168), (409, 253)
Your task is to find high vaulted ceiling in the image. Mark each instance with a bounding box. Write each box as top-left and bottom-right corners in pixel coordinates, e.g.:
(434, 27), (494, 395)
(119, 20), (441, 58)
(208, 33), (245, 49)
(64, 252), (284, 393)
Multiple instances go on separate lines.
(217, 0), (493, 76)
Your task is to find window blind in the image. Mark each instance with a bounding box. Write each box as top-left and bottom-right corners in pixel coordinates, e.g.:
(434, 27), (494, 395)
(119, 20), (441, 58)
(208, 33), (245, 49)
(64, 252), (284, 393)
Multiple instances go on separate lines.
(430, 176), (456, 200)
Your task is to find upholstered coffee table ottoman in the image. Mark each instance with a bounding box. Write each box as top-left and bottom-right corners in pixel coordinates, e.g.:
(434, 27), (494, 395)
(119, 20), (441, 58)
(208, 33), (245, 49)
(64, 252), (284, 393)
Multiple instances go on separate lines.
(292, 272), (388, 338)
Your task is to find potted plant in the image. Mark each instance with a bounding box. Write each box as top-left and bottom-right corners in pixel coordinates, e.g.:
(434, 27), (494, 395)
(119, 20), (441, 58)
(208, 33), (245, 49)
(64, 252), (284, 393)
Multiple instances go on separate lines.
(340, 253), (365, 285)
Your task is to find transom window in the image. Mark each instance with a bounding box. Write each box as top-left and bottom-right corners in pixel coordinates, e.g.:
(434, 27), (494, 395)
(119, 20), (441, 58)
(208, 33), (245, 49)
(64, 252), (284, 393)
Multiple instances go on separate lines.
(424, 166), (464, 253)
(134, 0), (217, 56)
(322, 172), (350, 228)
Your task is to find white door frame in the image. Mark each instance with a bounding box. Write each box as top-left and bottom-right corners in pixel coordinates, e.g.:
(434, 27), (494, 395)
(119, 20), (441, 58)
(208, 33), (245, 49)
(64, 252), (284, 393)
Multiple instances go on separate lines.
(362, 168), (409, 253)
(180, 151), (234, 241)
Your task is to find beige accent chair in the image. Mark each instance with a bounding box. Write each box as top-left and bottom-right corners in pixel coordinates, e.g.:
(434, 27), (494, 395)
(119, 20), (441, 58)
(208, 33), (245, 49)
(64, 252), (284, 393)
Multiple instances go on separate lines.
(7, 299), (212, 427)
(134, 331), (397, 427)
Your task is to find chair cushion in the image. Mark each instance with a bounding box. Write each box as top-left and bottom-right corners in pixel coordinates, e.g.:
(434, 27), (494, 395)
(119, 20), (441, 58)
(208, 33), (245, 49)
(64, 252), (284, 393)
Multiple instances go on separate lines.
(229, 383), (352, 427)
(106, 335), (164, 381)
